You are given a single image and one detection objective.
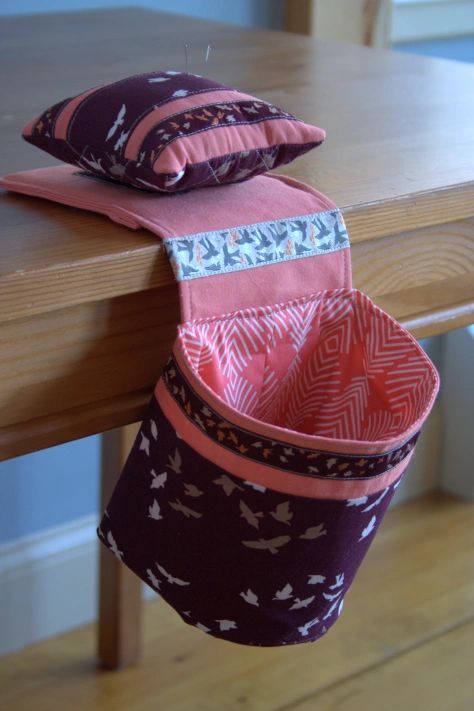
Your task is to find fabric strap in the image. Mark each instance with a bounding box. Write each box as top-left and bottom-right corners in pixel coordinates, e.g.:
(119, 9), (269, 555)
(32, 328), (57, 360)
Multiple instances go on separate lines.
(0, 165), (351, 320)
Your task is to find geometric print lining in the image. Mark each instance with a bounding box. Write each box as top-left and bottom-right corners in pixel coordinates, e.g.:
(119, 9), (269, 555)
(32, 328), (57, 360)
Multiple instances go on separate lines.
(163, 355), (420, 480)
(177, 289), (438, 442)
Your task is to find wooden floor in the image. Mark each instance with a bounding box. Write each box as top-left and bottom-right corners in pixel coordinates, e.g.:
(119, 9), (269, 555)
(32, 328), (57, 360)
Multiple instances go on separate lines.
(1, 492), (473, 711)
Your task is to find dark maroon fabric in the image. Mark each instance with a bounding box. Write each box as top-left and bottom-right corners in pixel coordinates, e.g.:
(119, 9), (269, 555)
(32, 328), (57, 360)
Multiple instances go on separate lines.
(22, 71), (324, 193)
(67, 72), (226, 152)
(98, 390), (404, 647)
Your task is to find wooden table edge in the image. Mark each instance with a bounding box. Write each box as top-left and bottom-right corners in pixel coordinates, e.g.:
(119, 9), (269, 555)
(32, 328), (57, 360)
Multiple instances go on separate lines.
(1, 180), (474, 324)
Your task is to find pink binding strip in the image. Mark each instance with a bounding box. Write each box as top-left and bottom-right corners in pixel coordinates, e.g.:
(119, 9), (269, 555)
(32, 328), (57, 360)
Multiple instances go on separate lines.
(54, 86), (103, 140)
(153, 119), (325, 174)
(124, 89), (258, 161)
(155, 378), (412, 500)
(22, 113), (42, 137)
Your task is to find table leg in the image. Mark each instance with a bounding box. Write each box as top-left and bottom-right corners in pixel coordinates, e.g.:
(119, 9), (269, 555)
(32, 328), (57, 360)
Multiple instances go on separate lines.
(98, 423), (142, 669)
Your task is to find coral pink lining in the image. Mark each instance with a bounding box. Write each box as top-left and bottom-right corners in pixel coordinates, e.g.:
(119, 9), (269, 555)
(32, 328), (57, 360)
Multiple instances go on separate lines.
(172, 344), (416, 457)
(172, 290), (439, 455)
(124, 89), (257, 161)
(155, 378), (412, 500)
(153, 119), (325, 174)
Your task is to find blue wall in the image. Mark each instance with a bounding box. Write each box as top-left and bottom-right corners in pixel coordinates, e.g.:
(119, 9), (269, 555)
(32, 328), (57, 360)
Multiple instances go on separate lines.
(0, 0), (284, 545)
(0, 0), (285, 29)
(0, 436), (100, 542)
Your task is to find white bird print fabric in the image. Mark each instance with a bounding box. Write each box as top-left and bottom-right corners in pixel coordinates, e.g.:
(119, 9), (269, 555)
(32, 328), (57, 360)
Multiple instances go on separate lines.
(100, 280), (440, 646)
(97, 388), (413, 648)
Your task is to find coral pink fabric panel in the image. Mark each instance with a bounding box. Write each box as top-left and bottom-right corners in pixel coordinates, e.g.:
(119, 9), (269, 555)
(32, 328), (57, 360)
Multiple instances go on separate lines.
(177, 290), (438, 443)
(0, 166), (351, 318)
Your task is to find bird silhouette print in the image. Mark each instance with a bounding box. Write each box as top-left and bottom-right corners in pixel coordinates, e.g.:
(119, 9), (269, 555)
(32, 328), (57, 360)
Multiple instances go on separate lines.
(169, 499), (202, 519)
(138, 431), (150, 456)
(113, 130), (129, 152)
(243, 480), (267, 493)
(150, 470), (167, 489)
(242, 535), (291, 554)
(216, 619), (237, 631)
(361, 488), (389, 512)
(155, 563), (190, 586)
(167, 448), (182, 474)
(106, 104), (126, 141)
(148, 499), (163, 521)
(273, 583), (293, 600)
(183, 483), (203, 498)
(150, 419), (158, 441)
(239, 500), (263, 529)
(240, 589), (259, 607)
(196, 622), (211, 633)
(299, 523), (327, 540)
(307, 574), (326, 585)
(298, 617), (320, 637)
(146, 568), (161, 590)
(270, 501), (294, 526)
(289, 596), (315, 610)
(222, 242), (240, 268)
(345, 495), (368, 508)
(359, 515), (377, 541)
(333, 219), (348, 246)
(323, 597), (344, 621)
(329, 573), (344, 589)
(176, 239), (194, 262)
(106, 531), (123, 560)
(314, 217), (331, 240)
(213, 474), (245, 496)
(322, 591), (342, 602)
(200, 238), (219, 260)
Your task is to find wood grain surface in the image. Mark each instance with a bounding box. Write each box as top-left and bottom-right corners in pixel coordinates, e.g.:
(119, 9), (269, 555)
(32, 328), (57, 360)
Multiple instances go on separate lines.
(1, 492), (472, 710)
(0, 8), (473, 457)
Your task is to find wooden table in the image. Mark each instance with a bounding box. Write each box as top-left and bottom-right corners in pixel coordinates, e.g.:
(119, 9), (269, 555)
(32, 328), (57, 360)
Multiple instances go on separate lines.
(1, 8), (473, 668)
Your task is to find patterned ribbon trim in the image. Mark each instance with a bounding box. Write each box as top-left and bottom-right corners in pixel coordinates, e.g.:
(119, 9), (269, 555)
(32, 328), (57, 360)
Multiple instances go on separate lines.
(162, 356), (419, 480)
(163, 208), (349, 281)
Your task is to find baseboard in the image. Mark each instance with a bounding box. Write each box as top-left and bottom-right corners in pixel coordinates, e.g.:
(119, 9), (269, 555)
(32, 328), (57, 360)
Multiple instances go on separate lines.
(0, 515), (99, 656)
(0, 515), (156, 657)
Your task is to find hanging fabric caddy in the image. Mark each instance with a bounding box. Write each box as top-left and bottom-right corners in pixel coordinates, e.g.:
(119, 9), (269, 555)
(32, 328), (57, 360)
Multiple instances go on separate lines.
(1, 69), (440, 647)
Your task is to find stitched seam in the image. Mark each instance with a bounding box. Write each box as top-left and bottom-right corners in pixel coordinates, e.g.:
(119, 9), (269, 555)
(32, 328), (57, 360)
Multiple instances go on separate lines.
(67, 82), (231, 143)
(120, 88), (242, 148)
(168, 355), (420, 461)
(162, 208), (342, 243)
(130, 97), (298, 156)
(152, 114), (313, 165)
(170, 243), (349, 281)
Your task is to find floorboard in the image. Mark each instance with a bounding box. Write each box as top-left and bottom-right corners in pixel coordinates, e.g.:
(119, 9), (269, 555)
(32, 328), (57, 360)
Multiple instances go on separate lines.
(0, 492), (472, 711)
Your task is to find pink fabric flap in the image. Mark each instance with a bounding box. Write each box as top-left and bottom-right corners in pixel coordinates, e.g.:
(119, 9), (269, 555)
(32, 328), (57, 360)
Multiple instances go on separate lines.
(0, 165), (351, 319)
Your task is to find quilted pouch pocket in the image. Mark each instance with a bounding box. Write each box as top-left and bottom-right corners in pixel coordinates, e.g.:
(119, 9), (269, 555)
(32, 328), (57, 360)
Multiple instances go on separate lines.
(98, 287), (439, 646)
